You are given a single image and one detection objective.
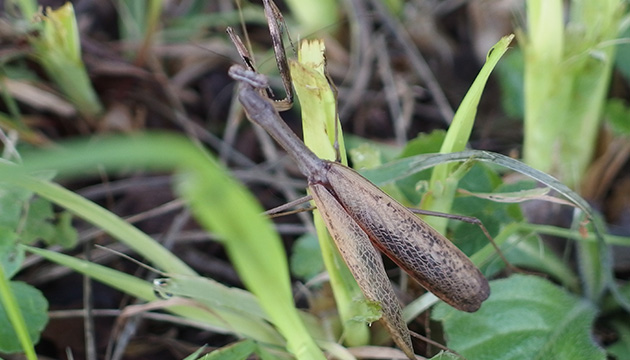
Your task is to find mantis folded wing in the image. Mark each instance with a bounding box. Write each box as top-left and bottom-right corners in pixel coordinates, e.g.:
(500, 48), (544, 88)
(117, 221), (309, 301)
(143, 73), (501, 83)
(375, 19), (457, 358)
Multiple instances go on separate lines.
(229, 66), (490, 359)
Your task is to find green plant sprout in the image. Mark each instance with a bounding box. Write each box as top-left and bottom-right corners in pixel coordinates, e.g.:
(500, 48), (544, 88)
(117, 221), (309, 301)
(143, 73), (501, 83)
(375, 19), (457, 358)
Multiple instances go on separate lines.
(520, 0), (627, 189)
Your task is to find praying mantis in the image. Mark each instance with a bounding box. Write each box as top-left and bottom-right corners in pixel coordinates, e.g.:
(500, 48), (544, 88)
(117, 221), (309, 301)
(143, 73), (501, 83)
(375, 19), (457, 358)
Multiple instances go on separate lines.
(227, 1), (491, 357)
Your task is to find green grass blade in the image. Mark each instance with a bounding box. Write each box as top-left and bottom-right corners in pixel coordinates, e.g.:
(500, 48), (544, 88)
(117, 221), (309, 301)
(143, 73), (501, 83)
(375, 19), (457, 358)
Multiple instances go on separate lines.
(363, 150), (628, 311)
(0, 133), (325, 359)
(291, 40), (370, 347)
(19, 175), (195, 276)
(0, 265), (37, 360)
(22, 245), (284, 345)
(424, 35), (514, 233)
(176, 153), (326, 360)
(521, 0), (625, 188)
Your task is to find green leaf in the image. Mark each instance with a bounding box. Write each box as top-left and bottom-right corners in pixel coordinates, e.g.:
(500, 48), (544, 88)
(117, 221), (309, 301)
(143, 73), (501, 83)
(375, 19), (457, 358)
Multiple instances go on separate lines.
(23, 245), (284, 346)
(424, 35), (515, 234)
(500, 233), (577, 291)
(293, 39), (369, 348)
(348, 298), (383, 325)
(394, 130), (445, 205)
(0, 281), (48, 353)
(5, 133), (324, 358)
(495, 48), (525, 119)
(604, 98), (630, 136)
(0, 229), (22, 279)
(349, 143), (384, 169)
(255, 345), (287, 360)
(521, 0), (625, 188)
(615, 23), (630, 81)
(53, 211), (78, 249)
(398, 130), (445, 159)
(344, 135), (400, 161)
(290, 233), (324, 281)
(183, 346), (206, 360)
(197, 339), (257, 360)
(429, 351), (461, 360)
(432, 274), (606, 360)
(450, 163), (507, 253)
(21, 197), (55, 245)
(607, 317), (630, 359)
(153, 275), (269, 321)
(11, 195), (77, 248)
(0, 184), (31, 228)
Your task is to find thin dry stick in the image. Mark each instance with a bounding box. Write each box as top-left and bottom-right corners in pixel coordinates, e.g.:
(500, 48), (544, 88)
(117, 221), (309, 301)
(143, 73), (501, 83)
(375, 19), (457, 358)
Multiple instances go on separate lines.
(338, 0), (378, 120)
(375, 33), (407, 146)
(368, 0), (455, 124)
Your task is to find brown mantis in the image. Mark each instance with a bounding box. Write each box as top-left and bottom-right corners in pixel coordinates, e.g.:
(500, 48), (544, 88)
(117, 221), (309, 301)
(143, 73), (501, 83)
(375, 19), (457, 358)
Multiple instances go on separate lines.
(227, 2), (490, 358)
(229, 64), (490, 359)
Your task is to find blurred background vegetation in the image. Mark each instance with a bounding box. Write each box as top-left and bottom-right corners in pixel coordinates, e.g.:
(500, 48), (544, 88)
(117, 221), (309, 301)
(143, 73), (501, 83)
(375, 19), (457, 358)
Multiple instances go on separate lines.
(0, 0), (629, 359)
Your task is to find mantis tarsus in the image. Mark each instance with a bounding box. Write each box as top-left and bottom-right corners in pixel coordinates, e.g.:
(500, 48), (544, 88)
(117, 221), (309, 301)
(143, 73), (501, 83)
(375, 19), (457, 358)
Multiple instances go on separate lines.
(228, 2), (491, 358)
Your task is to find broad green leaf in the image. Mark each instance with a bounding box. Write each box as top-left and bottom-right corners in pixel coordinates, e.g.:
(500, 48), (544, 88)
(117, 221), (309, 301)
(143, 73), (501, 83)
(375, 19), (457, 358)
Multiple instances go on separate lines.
(495, 49), (525, 118)
(495, 232), (576, 291)
(0, 229), (22, 279)
(0, 184), (31, 228)
(394, 130), (445, 205)
(604, 99), (630, 136)
(1, 191), (77, 249)
(349, 143), (384, 169)
(290, 234), (324, 281)
(450, 163), (506, 253)
(397, 130), (445, 159)
(433, 274), (606, 360)
(0, 281), (48, 353)
(53, 211), (78, 249)
(21, 197), (55, 245)
(607, 317), (630, 359)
